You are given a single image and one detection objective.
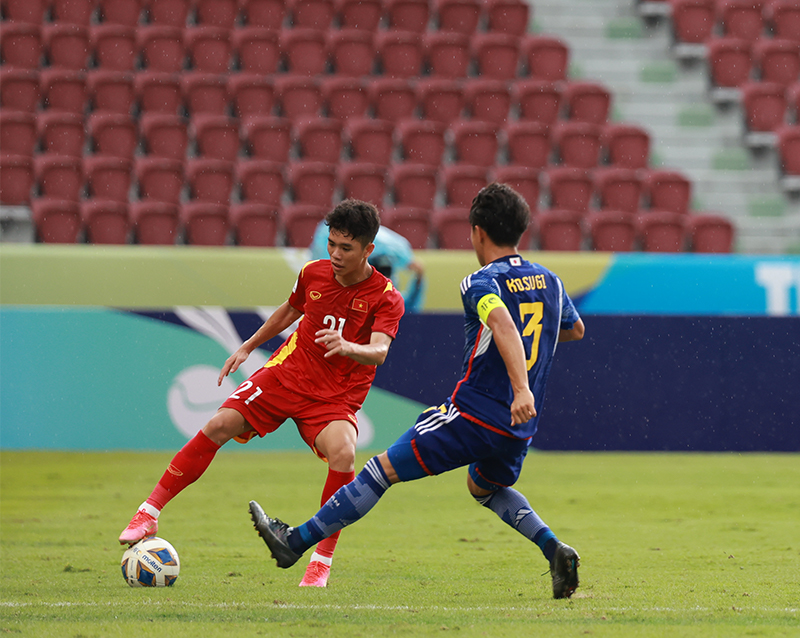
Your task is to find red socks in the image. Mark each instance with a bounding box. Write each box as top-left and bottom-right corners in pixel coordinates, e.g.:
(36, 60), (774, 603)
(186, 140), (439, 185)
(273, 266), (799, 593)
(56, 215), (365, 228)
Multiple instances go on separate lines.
(146, 430), (221, 511)
(313, 468), (355, 559)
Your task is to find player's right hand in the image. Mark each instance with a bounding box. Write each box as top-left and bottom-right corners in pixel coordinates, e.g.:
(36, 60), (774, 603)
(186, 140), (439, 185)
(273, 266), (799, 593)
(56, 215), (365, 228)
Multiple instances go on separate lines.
(218, 348), (249, 386)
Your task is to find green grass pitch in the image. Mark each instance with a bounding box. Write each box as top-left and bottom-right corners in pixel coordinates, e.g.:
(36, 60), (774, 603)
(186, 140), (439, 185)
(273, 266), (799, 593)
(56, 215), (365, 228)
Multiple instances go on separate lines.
(1, 450), (797, 637)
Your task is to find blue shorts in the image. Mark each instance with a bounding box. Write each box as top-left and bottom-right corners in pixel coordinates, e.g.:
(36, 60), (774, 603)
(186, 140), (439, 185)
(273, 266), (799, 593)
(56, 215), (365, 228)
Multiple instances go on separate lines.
(386, 399), (530, 491)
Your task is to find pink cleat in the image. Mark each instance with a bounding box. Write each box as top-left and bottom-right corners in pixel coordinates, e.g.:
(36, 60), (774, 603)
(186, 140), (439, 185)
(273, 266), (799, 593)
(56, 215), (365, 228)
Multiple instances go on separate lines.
(119, 509), (158, 545)
(299, 557), (331, 588)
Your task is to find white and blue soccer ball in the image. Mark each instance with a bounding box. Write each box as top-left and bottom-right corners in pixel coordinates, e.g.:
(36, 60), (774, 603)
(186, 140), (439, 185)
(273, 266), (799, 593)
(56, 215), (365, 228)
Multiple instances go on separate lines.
(121, 537), (180, 587)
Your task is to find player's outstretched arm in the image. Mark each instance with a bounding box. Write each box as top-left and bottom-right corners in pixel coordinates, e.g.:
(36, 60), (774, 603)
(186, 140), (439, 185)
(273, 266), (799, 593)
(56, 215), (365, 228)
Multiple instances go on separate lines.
(559, 317), (585, 342)
(314, 330), (393, 366)
(218, 301), (303, 385)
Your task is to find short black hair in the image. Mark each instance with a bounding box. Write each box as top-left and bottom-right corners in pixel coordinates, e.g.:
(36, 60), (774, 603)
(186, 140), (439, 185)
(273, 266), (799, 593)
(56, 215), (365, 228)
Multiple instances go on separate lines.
(468, 183), (530, 247)
(325, 199), (381, 247)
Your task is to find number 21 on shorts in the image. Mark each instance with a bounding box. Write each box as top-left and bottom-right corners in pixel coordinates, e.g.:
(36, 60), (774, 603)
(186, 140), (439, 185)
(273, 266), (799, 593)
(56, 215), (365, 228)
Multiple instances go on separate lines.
(229, 380), (263, 405)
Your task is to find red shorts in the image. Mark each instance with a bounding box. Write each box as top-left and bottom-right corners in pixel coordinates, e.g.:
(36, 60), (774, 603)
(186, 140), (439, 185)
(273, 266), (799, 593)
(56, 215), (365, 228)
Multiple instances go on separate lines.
(220, 366), (359, 460)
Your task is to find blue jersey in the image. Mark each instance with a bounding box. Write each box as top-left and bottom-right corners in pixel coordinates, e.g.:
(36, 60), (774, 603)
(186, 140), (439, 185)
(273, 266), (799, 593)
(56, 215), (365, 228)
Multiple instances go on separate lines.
(451, 255), (580, 440)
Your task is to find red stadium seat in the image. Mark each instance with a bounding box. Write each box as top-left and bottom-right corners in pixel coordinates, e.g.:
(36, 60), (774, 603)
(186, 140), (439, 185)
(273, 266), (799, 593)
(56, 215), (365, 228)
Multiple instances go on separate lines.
(670, 0), (716, 46)
(294, 117), (343, 163)
(50, 0), (93, 24)
(88, 112), (137, 158)
(0, 23), (42, 69)
(368, 78), (418, 122)
(0, 111), (36, 157)
(345, 117), (395, 165)
(181, 202), (230, 245)
(338, 162), (387, 206)
(718, 0), (765, 42)
(186, 26), (233, 74)
(135, 72), (182, 115)
(432, 206), (472, 249)
(40, 69), (87, 113)
(243, 116), (292, 162)
(240, 0), (286, 28)
(137, 26), (186, 73)
(35, 154), (84, 201)
(140, 113), (188, 160)
(636, 210), (688, 252)
(337, 0), (382, 30)
(563, 81), (612, 123)
(287, 161), (337, 206)
(537, 208), (583, 251)
(1, 0), (46, 23)
(492, 165), (541, 213)
(0, 69), (40, 111)
(229, 202), (280, 246)
(390, 163), (438, 208)
(644, 169), (692, 214)
(327, 29), (375, 77)
(236, 159), (285, 205)
(464, 78), (512, 124)
(545, 167), (594, 212)
(396, 118), (447, 166)
(90, 25), (137, 71)
(274, 75), (323, 118)
(424, 31), (471, 78)
(83, 156), (134, 202)
(81, 200), (130, 244)
(288, 0), (336, 29)
(416, 78), (464, 122)
(513, 80), (562, 125)
(754, 38), (800, 86)
(594, 167), (644, 213)
(88, 70), (135, 114)
(43, 24), (90, 70)
(485, 0), (531, 37)
(181, 73), (229, 116)
(472, 33), (521, 80)
(321, 77), (369, 120)
(96, 0), (142, 25)
(281, 28), (328, 76)
(232, 28), (281, 75)
(229, 74), (275, 119)
(130, 200), (179, 244)
(31, 198), (81, 243)
(385, 0), (430, 32)
(186, 158), (235, 204)
(143, 0), (190, 26)
(741, 81), (787, 137)
(706, 37), (752, 91)
(441, 164), (488, 205)
(191, 115), (240, 161)
(381, 206), (430, 249)
(602, 123), (651, 169)
(777, 124), (800, 175)
(280, 202), (328, 246)
(766, 0), (800, 42)
(135, 157), (185, 203)
(0, 154), (34, 205)
(195, 0), (238, 27)
(376, 31), (424, 78)
(449, 120), (501, 167)
(435, 0), (481, 34)
(37, 111), (84, 157)
(504, 120), (551, 168)
(522, 35), (569, 82)
(585, 209), (637, 251)
(552, 121), (602, 168)
(686, 212), (735, 252)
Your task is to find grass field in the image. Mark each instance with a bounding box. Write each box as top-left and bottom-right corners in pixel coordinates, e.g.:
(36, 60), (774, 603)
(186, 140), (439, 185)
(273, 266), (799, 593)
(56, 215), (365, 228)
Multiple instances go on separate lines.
(1, 450), (798, 637)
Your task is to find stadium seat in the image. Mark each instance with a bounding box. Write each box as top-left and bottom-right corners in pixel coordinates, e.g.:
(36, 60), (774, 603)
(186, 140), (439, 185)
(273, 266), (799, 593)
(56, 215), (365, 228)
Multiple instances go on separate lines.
(464, 78), (512, 124)
(521, 35), (570, 82)
(140, 113), (188, 160)
(741, 81), (787, 138)
(602, 123), (651, 169)
(280, 202), (328, 246)
(670, 0), (716, 46)
(766, 0), (800, 42)
(390, 163), (439, 208)
(186, 158), (235, 204)
(239, 0), (286, 28)
(368, 78), (418, 122)
(40, 69), (87, 113)
(81, 199), (130, 244)
(563, 81), (612, 124)
(229, 202), (280, 246)
(288, 0), (336, 29)
(96, 0), (142, 25)
(424, 31), (471, 78)
(0, 111), (36, 157)
(385, 0), (430, 32)
(195, 0), (238, 28)
(585, 209), (637, 252)
(376, 31), (425, 78)
(536, 208), (583, 251)
(88, 112), (137, 158)
(143, 0), (190, 26)
(181, 73), (229, 116)
(686, 212), (735, 252)
(274, 75), (323, 118)
(321, 77), (369, 120)
(513, 80), (562, 125)
(754, 38), (800, 86)
(130, 200), (179, 244)
(243, 116), (292, 161)
(87, 70), (135, 114)
(492, 165), (541, 213)
(0, 23), (42, 69)
(777, 124), (800, 176)
(43, 24), (90, 70)
(186, 26), (233, 74)
(504, 120), (551, 168)
(90, 25), (137, 71)
(380, 206), (430, 249)
(326, 29), (375, 77)
(484, 0), (531, 37)
(718, 0), (765, 42)
(472, 33), (521, 80)
(449, 120), (501, 167)
(287, 161), (337, 206)
(229, 74), (275, 119)
(281, 28), (328, 76)
(37, 111), (84, 158)
(50, 0), (94, 24)
(137, 26), (186, 73)
(35, 154), (83, 201)
(345, 117), (395, 165)
(552, 121), (603, 168)
(706, 37), (752, 91)
(636, 210), (688, 252)
(191, 115), (240, 161)
(1, 0), (46, 23)
(337, 0), (382, 29)
(135, 157), (185, 203)
(545, 166), (594, 212)
(594, 167), (644, 213)
(293, 117), (343, 162)
(232, 28), (281, 75)
(180, 202), (230, 245)
(31, 198), (82, 243)
(338, 162), (388, 206)
(83, 156), (134, 202)
(135, 72), (182, 115)
(788, 82), (800, 119)
(435, 0), (481, 34)
(0, 154), (34, 205)
(644, 169), (692, 214)
(441, 164), (489, 205)
(432, 206), (472, 249)
(396, 118), (447, 166)
(416, 78), (464, 122)
(0, 69), (40, 111)
(236, 159), (285, 205)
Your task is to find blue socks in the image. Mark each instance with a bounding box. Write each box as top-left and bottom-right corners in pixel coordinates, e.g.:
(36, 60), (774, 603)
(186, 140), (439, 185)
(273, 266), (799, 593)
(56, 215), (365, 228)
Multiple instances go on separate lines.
(288, 456), (391, 555)
(474, 487), (558, 562)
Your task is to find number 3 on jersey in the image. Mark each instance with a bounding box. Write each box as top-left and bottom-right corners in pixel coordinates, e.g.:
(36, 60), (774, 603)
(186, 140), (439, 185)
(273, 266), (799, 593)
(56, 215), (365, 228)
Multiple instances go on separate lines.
(519, 302), (544, 370)
(229, 380), (263, 405)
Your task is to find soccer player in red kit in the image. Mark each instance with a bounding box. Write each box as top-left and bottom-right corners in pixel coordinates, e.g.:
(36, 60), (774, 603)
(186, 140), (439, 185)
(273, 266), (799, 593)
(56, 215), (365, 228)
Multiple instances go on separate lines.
(119, 199), (405, 587)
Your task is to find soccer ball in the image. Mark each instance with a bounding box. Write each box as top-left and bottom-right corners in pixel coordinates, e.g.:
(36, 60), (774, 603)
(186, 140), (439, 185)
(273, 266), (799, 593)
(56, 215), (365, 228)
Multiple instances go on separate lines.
(121, 537), (180, 587)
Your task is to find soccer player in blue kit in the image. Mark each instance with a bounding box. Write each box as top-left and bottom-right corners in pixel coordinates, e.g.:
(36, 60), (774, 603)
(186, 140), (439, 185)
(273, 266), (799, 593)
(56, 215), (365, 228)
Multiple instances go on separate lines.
(249, 183), (586, 598)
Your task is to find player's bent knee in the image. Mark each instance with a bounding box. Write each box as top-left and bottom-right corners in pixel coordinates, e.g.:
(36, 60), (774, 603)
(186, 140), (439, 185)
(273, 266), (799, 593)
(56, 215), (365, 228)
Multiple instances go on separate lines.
(202, 408), (250, 446)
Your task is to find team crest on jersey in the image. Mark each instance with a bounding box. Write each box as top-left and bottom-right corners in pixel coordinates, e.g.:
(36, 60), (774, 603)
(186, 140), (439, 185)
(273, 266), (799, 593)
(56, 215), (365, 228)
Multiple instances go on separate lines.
(309, 291), (322, 300)
(510, 257), (521, 266)
(351, 298), (368, 312)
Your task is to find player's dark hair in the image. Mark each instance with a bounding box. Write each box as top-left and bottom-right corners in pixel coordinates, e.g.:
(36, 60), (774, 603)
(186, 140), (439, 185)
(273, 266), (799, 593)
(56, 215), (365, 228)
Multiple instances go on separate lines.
(325, 199), (381, 247)
(468, 182), (530, 247)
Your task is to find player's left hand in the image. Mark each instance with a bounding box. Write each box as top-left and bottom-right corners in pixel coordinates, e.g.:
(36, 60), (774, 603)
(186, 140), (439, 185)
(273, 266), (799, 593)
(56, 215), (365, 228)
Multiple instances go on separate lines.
(510, 389), (536, 426)
(315, 328), (353, 358)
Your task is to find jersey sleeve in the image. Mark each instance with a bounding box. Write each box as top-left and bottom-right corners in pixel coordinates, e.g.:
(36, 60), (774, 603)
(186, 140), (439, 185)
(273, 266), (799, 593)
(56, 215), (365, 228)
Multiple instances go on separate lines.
(461, 271), (502, 321)
(288, 261), (316, 313)
(371, 283), (405, 339)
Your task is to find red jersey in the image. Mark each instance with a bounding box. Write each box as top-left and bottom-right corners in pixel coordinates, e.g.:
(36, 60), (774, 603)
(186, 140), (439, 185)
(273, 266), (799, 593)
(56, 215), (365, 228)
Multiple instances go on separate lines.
(266, 259), (405, 408)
